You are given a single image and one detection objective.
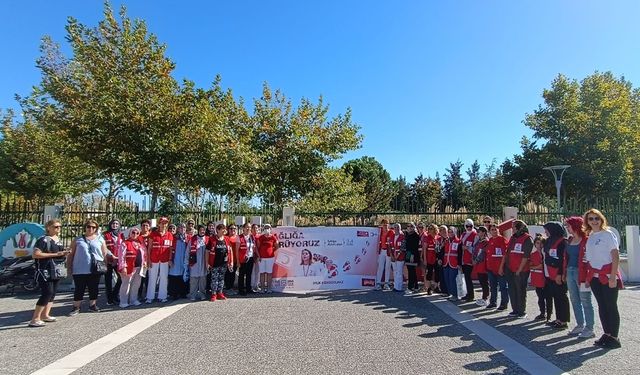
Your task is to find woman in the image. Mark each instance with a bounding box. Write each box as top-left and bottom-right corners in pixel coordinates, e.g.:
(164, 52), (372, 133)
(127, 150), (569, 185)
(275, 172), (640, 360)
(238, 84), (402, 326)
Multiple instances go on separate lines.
(118, 227), (146, 308)
(250, 224), (261, 292)
(29, 219), (70, 327)
(443, 226), (461, 301)
(565, 216), (595, 338)
(137, 219), (152, 301)
(501, 220), (532, 318)
(376, 219), (394, 291)
(460, 219), (478, 302)
(391, 223), (405, 292)
(530, 235), (552, 321)
(296, 249), (324, 277)
(543, 221), (570, 329)
(168, 223), (189, 300)
(208, 223), (234, 301)
(487, 225), (509, 310)
(422, 224), (439, 295)
(67, 219), (108, 316)
(584, 208), (623, 349)
(224, 224), (239, 295)
(103, 219), (124, 306)
(472, 226), (490, 306)
(238, 223), (257, 295)
(188, 225), (209, 301)
(403, 222), (420, 294)
(435, 225), (449, 295)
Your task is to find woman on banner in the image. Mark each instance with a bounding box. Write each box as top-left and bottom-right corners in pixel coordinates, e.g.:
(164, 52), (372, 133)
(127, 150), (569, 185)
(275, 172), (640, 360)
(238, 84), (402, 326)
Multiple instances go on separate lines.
(436, 225), (449, 295)
(472, 226), (490, 306)
(584, 209), (623, 349)
(296, 249), (324, 277)
(403, 222), (420, 294)
(376, 219), (394, 291)
(422, 224), (439, 295)
(188, 225), (209, 301)
(543, 221), (570, 329)
(29, 219), (70, 327)
(565, 216), (595, 338)
(103, 219), (124, 306)
(68, 219), (108, 316)
(391, 223), (405, 292)
(117, 227), (146, 308)
(487, 225), (508, 310)
(443, 226), (461, 301)
(500, 220), (532, 318)
(529, 235), (552, 321)
(460, 219), (478, 302)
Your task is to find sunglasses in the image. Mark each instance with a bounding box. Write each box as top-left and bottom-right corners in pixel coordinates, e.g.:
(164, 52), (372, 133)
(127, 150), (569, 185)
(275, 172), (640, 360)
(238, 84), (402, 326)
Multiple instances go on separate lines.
(86, 225), (97, 229)
(465, 225), (473, 228)
(131, 231), (140, 234)
(483, 221), (491, 224)
(53, 225), (62, 228)
(587, 216), (601, 222)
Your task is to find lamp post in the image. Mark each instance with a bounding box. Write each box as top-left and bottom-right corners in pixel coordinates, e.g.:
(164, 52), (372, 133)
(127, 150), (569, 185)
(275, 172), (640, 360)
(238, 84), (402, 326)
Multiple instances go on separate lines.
(543, 165), (570, 216)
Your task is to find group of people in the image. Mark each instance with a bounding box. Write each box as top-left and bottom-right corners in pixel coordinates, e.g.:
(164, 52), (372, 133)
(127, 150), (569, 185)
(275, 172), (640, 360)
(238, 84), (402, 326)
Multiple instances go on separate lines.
(375, 208), (623, 349)
(29, 217), (279, 327)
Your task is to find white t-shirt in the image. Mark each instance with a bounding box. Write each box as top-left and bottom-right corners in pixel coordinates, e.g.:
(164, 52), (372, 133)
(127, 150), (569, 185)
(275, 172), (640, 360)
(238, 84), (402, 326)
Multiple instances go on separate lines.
(585, 229), (619, 270)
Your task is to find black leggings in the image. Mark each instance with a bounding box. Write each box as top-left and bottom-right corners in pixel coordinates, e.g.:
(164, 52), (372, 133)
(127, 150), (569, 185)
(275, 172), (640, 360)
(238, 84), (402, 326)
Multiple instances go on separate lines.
(462, 265), (474, 299)
(477, 272), (489, 300)
(36, 279), (59, 306)
(535, 285), (553, 318)
(591, 277), (620, 337)
(73, 274), (101, 301)
(407, 265), (418, 290)
(547, 278), (570, 322)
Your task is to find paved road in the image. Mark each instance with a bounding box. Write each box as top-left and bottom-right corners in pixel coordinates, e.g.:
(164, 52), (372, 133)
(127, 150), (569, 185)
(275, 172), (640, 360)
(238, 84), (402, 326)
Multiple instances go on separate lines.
(0, 285), (637, 375)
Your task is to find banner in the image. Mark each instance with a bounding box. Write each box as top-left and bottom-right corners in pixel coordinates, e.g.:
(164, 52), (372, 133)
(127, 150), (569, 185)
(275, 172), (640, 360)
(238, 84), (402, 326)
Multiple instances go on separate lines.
(271, 226), (379, 293)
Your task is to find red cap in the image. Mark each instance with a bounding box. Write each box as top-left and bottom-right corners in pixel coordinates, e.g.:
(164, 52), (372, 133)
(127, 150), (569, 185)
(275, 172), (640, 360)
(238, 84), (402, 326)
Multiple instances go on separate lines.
(159, 217), (170, 223)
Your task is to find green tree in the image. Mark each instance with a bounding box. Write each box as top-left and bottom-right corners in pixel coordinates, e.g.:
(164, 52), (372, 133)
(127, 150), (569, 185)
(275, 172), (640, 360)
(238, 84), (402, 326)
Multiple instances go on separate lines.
(296, 167), (366, 214)
(251, 84), (362, 206)
(342, 156), (394, 212)
(391, 176), (412, 211)
(442, 160), (467, 209)
(412, 173), (442, 212)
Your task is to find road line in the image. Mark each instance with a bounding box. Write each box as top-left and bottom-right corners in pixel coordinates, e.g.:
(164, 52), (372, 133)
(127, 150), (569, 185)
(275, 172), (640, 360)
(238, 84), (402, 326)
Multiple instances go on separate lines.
(30, 303), (188, 375)
(427, 297), (570, 375)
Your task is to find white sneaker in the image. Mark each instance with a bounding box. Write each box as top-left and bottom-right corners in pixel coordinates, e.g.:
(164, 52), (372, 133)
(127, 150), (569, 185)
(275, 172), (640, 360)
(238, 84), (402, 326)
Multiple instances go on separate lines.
(160, 299), (168, 303)
(578, 328), (595, 338)
(145, 299), (153, 304)
(569, 326), (584, 335)
(475, 299), (487, 307)
(449, 296), (458, 302)
(132, 300), (142, 306)
(119, 303), (129, 309)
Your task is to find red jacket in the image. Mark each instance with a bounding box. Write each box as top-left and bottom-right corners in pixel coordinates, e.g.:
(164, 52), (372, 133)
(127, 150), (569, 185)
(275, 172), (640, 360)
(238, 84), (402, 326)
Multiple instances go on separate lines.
(238, 234), (256, 263)
(566, 236), (589, 284)
(148, 230), (174, 263)
(443, 237), (460, 268)
(423, 234), (438, 265)
(103, 231), (125, 259)
(506, 233), (531, 273)
(379, 228), (395, 256)
(118, 239), (145, 275)
(486, 235), (507, 274)
(529, 249), (545, 288)
(460, 230), (477, 265)
(207, 236), (234, 267)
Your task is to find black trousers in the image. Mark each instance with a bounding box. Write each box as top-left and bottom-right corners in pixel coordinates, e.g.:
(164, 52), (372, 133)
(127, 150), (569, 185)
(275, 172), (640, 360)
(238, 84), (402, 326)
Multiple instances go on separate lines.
(546, 278), (570, 322)
(590, 277), (620, 337)
(105, 263), (122, 303)
(437, 264), (447, 293)
(535, 285), (553, 318)
(477, 272), (489, 300)
(168, 275), (188, 298)
(238, 258), (254, 293)
(138, 268), (148, 300)
(224, 266), (237, 290)
(506, 270), (529, 314)
(73, 274), (101, 301)
(462, 265), (474, 299)
(36, 279), (59, 306)
(407, 265), (418, 290)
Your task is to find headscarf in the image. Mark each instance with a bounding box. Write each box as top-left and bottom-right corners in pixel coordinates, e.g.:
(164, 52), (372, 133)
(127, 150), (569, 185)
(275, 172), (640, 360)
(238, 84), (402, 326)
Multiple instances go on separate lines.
(108, 219), (121, 237)
(543, 221), (566, 243)
(513, 220), (529, 237)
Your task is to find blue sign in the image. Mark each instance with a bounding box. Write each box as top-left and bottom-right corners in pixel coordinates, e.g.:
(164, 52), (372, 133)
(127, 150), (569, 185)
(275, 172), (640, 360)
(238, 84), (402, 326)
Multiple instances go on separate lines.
(0, 222), (45, 262)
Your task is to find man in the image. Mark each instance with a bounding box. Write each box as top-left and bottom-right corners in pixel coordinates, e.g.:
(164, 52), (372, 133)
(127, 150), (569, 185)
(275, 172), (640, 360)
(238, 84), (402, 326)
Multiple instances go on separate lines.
(103, 219), (124, 305)
(256, 224), (278, 293)
(500, 220), (533, 318)
(146, 217), (175, 303)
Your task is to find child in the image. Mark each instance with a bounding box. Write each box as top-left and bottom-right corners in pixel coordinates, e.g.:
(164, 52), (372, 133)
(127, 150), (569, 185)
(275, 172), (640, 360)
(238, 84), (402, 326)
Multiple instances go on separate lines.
(530, 235), (552, 321)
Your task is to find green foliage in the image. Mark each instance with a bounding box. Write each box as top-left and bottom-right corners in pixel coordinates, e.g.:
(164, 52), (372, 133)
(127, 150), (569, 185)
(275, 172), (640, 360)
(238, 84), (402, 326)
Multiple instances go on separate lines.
(342, 156), (395, 212)
(442, 160), (467, 210)
(295, 167), (366, 214)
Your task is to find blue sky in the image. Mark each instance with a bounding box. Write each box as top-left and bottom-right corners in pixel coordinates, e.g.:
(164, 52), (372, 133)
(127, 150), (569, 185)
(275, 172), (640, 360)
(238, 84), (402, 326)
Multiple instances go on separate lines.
(2, 0), (639, 186)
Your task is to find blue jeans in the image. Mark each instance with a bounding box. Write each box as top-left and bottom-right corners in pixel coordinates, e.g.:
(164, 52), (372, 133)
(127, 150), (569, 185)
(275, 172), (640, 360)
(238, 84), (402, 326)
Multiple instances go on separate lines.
(443, 266), (458, 298)
(488, 271), (509, 307)
(566, 266), (594, 329)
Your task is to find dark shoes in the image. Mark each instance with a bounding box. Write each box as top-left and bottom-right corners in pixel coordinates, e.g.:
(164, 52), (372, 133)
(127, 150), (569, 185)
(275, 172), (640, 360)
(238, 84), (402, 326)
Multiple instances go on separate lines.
(595, 335), (622, 349)
(88, 304), (100, 313)
(497, 305), (508, 311)
(534, 313), (546, 321)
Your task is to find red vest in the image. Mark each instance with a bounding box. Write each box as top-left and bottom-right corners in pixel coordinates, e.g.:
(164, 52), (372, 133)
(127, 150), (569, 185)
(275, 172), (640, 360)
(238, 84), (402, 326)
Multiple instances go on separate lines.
(567, 236), (589, 284)
(443, 238), (460, 268)
(189, 235), (208, 266)
(507, 233), (531, 273)
(393, 233), (405, 261)
(424, 234), (437, 265)
(486, 236), (507, 273)
(545, 238), (565, 280)
(529, 249), (545, 287)
(238, 234), (255, 263)
(149, 230), (174, 263)
(120, 239), (143, 275)
(379, 229), (395, 256)
(460, 230), (477, 265)
(208, 236), (233, 266)
(103, 231), (124, 258)
(472, 239), (488, 274)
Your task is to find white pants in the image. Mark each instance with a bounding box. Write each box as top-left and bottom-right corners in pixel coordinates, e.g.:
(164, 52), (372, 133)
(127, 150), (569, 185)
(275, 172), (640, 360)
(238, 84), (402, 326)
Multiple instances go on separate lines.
(119, 268), (142, 305)
(376, 252), (392, 286)
(146, 262), (169, 301)
(392, 261), (405, 291)
(259, 258), (275, 274)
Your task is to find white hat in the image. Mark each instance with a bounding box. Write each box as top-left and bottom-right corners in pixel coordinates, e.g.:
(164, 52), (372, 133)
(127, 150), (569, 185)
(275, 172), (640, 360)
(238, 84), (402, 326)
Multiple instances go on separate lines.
(465, 219), (474, 227)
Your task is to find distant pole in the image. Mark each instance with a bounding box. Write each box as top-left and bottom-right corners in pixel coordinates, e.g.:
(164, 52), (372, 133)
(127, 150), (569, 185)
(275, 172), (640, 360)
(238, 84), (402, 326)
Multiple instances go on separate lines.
(543, 165), (570, 218)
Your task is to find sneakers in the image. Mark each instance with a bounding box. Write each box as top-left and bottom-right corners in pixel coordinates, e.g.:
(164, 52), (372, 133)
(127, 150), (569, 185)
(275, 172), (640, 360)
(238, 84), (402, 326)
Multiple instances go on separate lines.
(552, 321), (568, 330)
(106, 300), (116, 306)
(448, 296), (458, 302)
(132, 300), (142, 306)
(119, 303), (129, 309)
(508, 311), (518, 316)
(216, 292), (227, 300)
(533, 313), (546, 321)
(497, 305), (508, 311)
(145, 299), (153, 304)
(160, 299), (168, 303)
(210, 295), (217, 302)
(486, 303), (497, 309)
(516, 313), (527, 319)
(594, 334), (608, 346)
(88, 304), (100, 313)
(68, 308), (80, 317)
(602, 336), (622, 349)
(578, 328), (596, 338)
(569, 326), (585, 335)
(475, 299), (487, 307)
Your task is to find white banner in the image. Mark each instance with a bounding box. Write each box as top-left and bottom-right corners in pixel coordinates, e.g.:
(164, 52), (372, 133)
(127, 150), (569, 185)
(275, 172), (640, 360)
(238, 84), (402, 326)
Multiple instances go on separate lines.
(271, 226), (379, 293)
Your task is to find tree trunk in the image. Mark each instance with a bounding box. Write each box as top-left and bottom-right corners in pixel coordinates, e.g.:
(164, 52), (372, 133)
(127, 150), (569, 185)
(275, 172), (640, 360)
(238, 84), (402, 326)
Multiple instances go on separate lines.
(150, 188), (159, 215)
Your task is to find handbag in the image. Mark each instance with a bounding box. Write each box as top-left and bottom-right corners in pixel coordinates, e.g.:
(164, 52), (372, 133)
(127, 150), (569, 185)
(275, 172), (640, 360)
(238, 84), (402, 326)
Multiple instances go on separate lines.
(83, 236), (107, 274)
(42, 236), (67, 280)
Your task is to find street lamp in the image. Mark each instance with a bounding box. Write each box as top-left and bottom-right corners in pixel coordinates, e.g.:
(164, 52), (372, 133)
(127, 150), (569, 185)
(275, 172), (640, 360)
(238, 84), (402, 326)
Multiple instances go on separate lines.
(543, 165), (570, 215)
